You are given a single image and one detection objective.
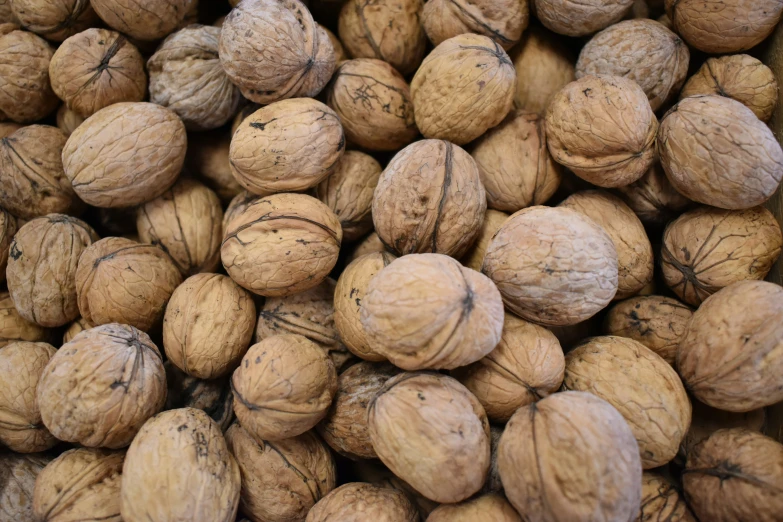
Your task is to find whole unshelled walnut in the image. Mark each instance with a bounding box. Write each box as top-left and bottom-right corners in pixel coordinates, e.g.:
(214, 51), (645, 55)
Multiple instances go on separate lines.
(461, 209), (508, 271)
(0, 207), (15, 282)
(10, 0), (97, 41)
(534, 0), (633, 36)
(0, 29), (58, 122)
(511, 26), (574, 114)
(0, 292), (54, 347)
(90, 0), (194, 41)
(681, 399), (766, 458)
(0, 453), (50, 522)
(615, 162), (691, 224)
(165, 363), (234, 431)
(307, 483), (418, 522)
(421, 0), (527, 50)
(222, 190), (259, 235)
(186, 129), (242, 203)
(55, 105), (84, 136)
(639, 472), (696, 522)
(427, 493), (522, 522)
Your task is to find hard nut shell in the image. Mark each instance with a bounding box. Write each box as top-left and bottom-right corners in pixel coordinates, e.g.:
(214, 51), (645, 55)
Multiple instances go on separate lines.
(306, 483), (419, 522)
(639, 472), (696, 522)
(9, 0), (97, 41)
(0, 453), (51, 522)
(426, 493), (522, 522)
(421, 0), (528, 50)
(90, 0), (195, 41)
(614, 162), (691, 224)
(0, 29), (58, 122)
(681, 399), (766, 459)
(460, 209), (509, 272)
(0, 292), (55, 348)
(186, 129), (242, 203)
(534, 0), (633, 36)
(164, 362), (234, 432)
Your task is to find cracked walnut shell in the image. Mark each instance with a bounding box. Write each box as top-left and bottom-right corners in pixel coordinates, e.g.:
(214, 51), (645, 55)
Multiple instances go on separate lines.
(639, 472), (696, 522)
(427, 493), (522, 522)
(307, 483), (418, 522)
(0, 292), (54, 348)
(0, 452), (50, 522)
(164, 363), (234, 432)
(90, 0), (195, 41)
(534, 0), (633, 36)
(10, 0), (97, 42)
(0, 29), (58, 122)
(615, 162), (691, 224)
(422, 0), (528, 50)
(511, 26), (574, 115)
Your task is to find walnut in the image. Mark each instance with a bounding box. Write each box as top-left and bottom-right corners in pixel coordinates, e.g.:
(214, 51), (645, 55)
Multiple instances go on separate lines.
(511, 26), (575, 114)
(615, 162), (691, 224)
(186, 129), (242, 203)
(455, 312), (564, 422)
(219, 0), (335, 104)
(353, 463), (440, 518)
(0, 121), (21, 137)
(164, 362), (234, 432)
(681, 399), (766, 458)
(373, 140), (486, 258)
(62, 102), (187, 208)
(661, 206), (783, 306)
(321, 25), (346, 62)
(460, 209), (508, 272)
(368, 372), (491, 503)
(0, 293), (54, 347)
(55, 105), (84, 136)
(658, 95), (783, 209)
(222, 190), (260, 236)
(545, 75), (658, 188)
(498, 391), (642, 522)
(225, 422), (336, 522)
(231, 334), (338, 441)
(0, 207), (15, 283)
(482, 206), (619, 326)
(230, 102), (261, 136)
(90, 0), (194, 41)
(9, 0), (97, 41)
(0, 29), (58, 122)
(638, 472), (696, 522)
(306, 483), (419, 522)
(428, 493), (521, 522)
(534, 0), (633, 36)
(0, 0), (14, 23)
(0, 453), (51, 522)
(559, 190), (654, 299)
(121, 408), (240, 522)
(221, 193), (342, 297)
(62, 316), (92, 344)
(422, 0), (527, 50)
(411, 34), (516, 145)
(347, 232), (387, 263)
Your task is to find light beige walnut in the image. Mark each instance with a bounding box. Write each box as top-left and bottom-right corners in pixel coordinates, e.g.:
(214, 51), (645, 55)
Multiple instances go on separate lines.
(615, 162), (691, 224)
(347, 232), (387, 263)
(534, 0), (633, 36)
(427, 493), (521, 522)
(0, 293), (54, 348)
(164, 362), (233, 432)
(10, 0), (96, 41)
(639, 472), (696, 522)
(682, 400), (766, 458)
(1, 453), (51, 522)
(511, 26), (574, 114)
(460, 209), (508, 272)
(0, 29), (58, 122)
(422, 0), (527, 50)
(55, 105), (84, 136)
(231, 102), (261, 136)
(186, 129), (242, 203)
(307, 483), (419, 522)
(62, 316), (92, 344)
(222, 190), (260, 236)
(354, 463), (440, 519)
(0, 207), (15, 282)
(90, 0), (194, 41)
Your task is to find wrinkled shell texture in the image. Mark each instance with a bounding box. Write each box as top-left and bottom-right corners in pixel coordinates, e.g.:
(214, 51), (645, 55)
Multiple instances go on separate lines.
(63, 102), (187, 208)
(164, 363), (233, 431)
(677, 281), (783, 412)
(482, 206), (619, 326)
(422, 0), (528, 50)
(0, 453), (50, 522)
(682, 399), (766, 457)
(222, 190), (259, 235)
(75, 237), (183, 331)
(49, 29), (146, 118)
(62, 316), (93, 344)
(639, 472), (696, 522)
(615, 162), (691, 224)
(0, 292), (54, 347)
(321, 25), (346, 62)
(347, 232), (387, 263)
(546, 74), (658, 188)
(307, 483), (418, 522)
(373, 140), (486, 258)
(10, 0), (96, 41)
(56, 105), (84, 136)
(37, 324), (166, 448)
(90, 0), (194, 41)
(232, 334), (338, 441)
(219, 0), (335, 104)
(661, 206), (783, 306)
(535, 0), (633, 36)
(121, 408), (240, 522)
(658, 95), (783, 210)
(368, 373), (491, 503)
(186, 130), (242, 202)
(427, 493), (522, 522)
(221, 193), (343, 297)
(497, 391), (642, 522)
(684, 429), (783, 522)
(0, 30), (58, 122)
(471, 111), (561, 213)
(411, 33), (516, 145)
(461, 209), (508, 272)
(511, 26), (574, 114)
(0, 207), (16, 282)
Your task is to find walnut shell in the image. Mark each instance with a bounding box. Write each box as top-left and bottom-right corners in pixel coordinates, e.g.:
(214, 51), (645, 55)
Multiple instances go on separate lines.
(0, 30), (58, 122)
(0, 207), (16, 282)
(372, 139), (486, 258)
(681, 399), (766, 458)
(38, 323), (166, 448)
(0, 292), (54, 347)
(0, 121), (21, 137)
(427, 493), (521, 522)
(546, 74), (658, 188)
(534, 0), (633, 36)
(368, 373), (491, 503)
(55, 105), (84, 136)
(661, 206), (783, 306)
(482, 206), (619, 326)
(321, 25), (346, 62)
(90, 0), (194, 41)
(355, 464), (440, 518)
(347, 231), (387, 263)
(497, 391), (642, 522)
(307, 483), (419, 522)
(658, 95), (783, 210)
(0, 0), (14, 23)
(614, 162), (691, 224)
(0, 453), (51, 522)
(75, 237), (183, 331)
(411, 34), (516, 145)
(63, 102), (187, 208)
(10, 0), (96, 42)
(62, 316), (92, 344)
(638, 472), (696, 522)
(221, 193), (342, 297)
(511, 26), (575, 114)
(422, 0), (527, 50)
(460, 209), (508, 271)
(120, 408), (241, 522)
(222, 190), (260, 236)
(186, 129), (242, 203)
(164, 362), (233, 431)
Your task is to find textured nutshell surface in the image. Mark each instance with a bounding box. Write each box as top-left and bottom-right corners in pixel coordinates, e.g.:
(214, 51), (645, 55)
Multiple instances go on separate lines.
(658, 95), (783, 210)
(0, 121), (21, 137)
(356, 465), (440, 519)
(121, 408), (240, 522)
(615, 162), (691, 224)
(186, 129), (242, 203)
(222, 190), (260, 236)
(682, 399), (766, 458)
(0, 0), (14, 23)
(368, 373), (491, 503)
(677, 281), (783, 412)
(56, 105), (84, 136)
(511, 26), (574, 114)
(0, 207), (15, 282)
(0, 292), (54, 347)
(63, 102), (187, 208)
(0, 29), (58, 122)
(165, 363), (233, 432)
(306, 482), (419, 522)
(10, 0), (96, 41)
(373, 140), (486, 258)
(347, 232), (387, 263)
(482, 206), (619, 326)
(90, 0), (194, 41)
(427, 493), (522, 522)
(62, 316), (92, 344)
(422, 0), (527, 50)
(661, 206), (783, 306)
(0, 452), (50, 522)
(321, 25), (346, 62)
(639, 472), (696, 522)
(546, 74), (657, 188)
(461, 209), (508, 271)
(535, 0), (633, 36)
(498, 391), (642, 522)
(411, 33), (516, 145)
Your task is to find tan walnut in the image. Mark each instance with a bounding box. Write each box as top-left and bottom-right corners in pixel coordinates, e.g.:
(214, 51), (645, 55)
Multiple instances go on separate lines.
(638, 472), (696, 522)
(62, 316), (92, 344)
(427, 493), (522, 522)
(186, 129), (242, 203)
(55, 105), (84, 136)
(681, 399), (766, 459)
(0, 292), (55, 348)
(90, 0), (195, 41)
(321, 25), (347, 62)
(0, 206), (15, 283)
(164, 362), (234, 432)
(422, 0), (527, 50)
(511, 26), (575, 114)
(615, 162), (691, 224)
(347, 232), (387, 263)
(0, 29), (58, 122)
(307, 483), (419, 522)
(0, 453), (51, 522)
(460, 209), (509, 272)
(9, 0), (96, 41)
(534, 0), (633, 36)
(222, 190), (260, 236)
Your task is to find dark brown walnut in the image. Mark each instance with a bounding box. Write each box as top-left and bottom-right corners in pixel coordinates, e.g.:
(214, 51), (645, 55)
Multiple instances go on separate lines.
(461, 209), (508, 271)
(0, 293), (54, 347)
(186, 129), (242, 202)
(615, 162), (691, 224)
(232, 334), (338, 441)
(219, 0), (335, 104)
(368, 373), (491, 503)
(678, 281), (783, 412)
(411, 34), (516, 145)
(222, 190), (260, 236)
(221, 193), (343, 297)
(546, 75), (658, 188)
(164, 273), (256, 380)
(681, 400), (766, 458)
(422, 0), (527, 50)
(0, 452), (50, 522)
(148, 25), (241, 131)
(482, 206), (619, 326)
(638, 472), (696, 522)
(63, 102), (187, 208)
(427, 493), (522, 522)
(307, 482), (418, 522)
(90, 0), (194, 41)
(62, 316), (92, 344)
(55, 105), (83, 136)
(226, 422), (336, 522)
(683, 429), (783, 522)
(498, 391), (642, 522)
(121, 408), (240, 522)
(559, 190), (654, 299)
(0, 121), (21, 136)
(321, 25), (347, 63)
(32, 448), (123, 522)
(0, 207), (15, 282)
(164, 362), (233, 432)
(455, 313), (564, 423)
(534, 0), (633, 36)
(511, 26), (575, 114)
(658, 95), (783, 210)
(7, 215), (99, 327)
(10, 0), (96, 41)
(347, 232), (387, 263)
(661, 206), (783, 306)
(75, 237), (183, 331)
(373, 140), (486, 258)
(0, 30), (58, 122)
(229, 98), (345, 194)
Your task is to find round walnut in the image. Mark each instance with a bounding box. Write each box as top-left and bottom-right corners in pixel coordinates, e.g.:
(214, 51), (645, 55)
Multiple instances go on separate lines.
(321, 25), (346, 63)
(219, 0), (335, 104)
(615, 162), (691, 224)
(10, 0), (96, 41)
(62, 316), (92, 344)
(186, 129), (242, 203)
(0, 453), (51, 522)
(0, 207), (16, 282)
(682, 399), (766, 458)
(411, 34), (516, 145)
(0, 293), (54, 348)
(56, 105), (84, 136)
(229, 98), (345, 194)
(427, 493), (522, 522)
(0, 29), (58, 122)
(221, 193), (342, 297)
(164, 363), (233, 432)
(658, 95), (783, 210)
(422, 0), (527, 50)
(347, 232), (387, 263)
(498, 391), (642, 522)
(307, 483), (418, 522)
(63, 102), (187, 208)
(661, 206), (783, 306)
(225, 423), (336, 522)
(373, 140), (486, 258)
(222, 190), (259, 235)
(639, 472), (696, 522)
(368, 373), (491, 503)
(231, 334), (338, 441)
(121, 408), (240, 522)
(534, 0), (633, 36)
(482, 206), (619, 326)
(546, 74), (658, 188)
(75, 237), (183, 331)
(511, 26), (575, 114)
(90, 0), (194, 41)
(461, 209), (508, 271)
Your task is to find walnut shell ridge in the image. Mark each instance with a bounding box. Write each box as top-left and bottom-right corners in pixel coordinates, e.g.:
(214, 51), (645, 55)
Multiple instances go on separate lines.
(0, 29), (58, 122)
(90, 0), (195, 41)
(534, 0), (633, 36)
(0, 292), (55, 348)
(422, 0), (527, 50)
(10, 0), (97, 41)
(306, 483), (419, 522)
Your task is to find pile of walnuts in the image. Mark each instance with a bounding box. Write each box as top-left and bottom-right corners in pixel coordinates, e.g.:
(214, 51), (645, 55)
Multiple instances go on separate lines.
(2, 0), (783, 521)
